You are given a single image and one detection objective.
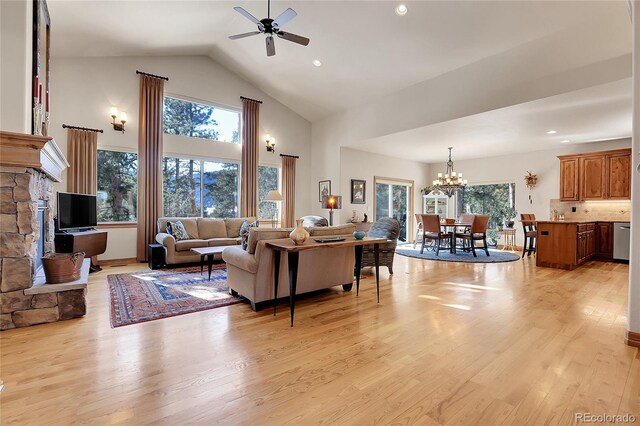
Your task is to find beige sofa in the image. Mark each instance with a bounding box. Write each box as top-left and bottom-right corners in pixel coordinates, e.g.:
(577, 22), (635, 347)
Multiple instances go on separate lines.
(155, 217), (256, 265)
(222, 224), (357, 311)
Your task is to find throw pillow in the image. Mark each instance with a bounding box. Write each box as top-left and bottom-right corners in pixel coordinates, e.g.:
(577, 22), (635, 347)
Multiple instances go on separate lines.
(172, 220), (190, 241)
(165, 221), (173, 236)
(240, 220), (258, 250)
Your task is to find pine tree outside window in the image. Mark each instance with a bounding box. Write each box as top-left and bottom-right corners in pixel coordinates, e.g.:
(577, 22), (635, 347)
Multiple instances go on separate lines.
(96, 150), (138, 223)
(163, 96), (240, 143)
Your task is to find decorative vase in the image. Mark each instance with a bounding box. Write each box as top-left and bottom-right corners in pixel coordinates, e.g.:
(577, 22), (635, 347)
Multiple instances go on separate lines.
(353, 230), (366, 240)
(290, 219), (309, 245)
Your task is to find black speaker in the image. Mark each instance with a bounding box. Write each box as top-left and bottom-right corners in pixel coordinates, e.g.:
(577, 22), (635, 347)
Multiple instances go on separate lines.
(148, 244), (165, 270)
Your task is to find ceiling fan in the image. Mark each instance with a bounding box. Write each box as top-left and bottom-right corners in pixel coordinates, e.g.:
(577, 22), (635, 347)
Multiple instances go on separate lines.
(229, 0), (310, 57)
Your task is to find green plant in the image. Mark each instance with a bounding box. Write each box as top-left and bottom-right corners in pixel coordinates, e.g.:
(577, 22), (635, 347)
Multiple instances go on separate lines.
(421, 186), (432, 195)
(487, 230), (500, 246)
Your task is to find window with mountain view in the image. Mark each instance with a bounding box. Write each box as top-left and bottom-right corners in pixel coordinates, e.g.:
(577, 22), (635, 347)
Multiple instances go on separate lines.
(162, 156), (238, 218)
(163, 96), (240, 143)
(96, 150), (138, 222)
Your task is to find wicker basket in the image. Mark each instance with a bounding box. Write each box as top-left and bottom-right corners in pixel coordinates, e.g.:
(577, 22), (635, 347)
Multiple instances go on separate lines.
(42, 252), (85, 284)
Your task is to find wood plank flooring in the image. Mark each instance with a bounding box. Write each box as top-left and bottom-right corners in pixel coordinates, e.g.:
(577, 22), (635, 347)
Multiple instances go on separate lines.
(0, 254), (637, 425)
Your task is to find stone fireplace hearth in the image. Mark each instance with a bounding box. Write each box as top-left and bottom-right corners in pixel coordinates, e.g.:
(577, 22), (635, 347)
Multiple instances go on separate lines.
(0, 131), (87, 330)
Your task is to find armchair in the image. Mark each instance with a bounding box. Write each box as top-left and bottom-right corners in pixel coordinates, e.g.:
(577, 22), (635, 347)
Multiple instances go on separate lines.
(360, 217), (400, 274)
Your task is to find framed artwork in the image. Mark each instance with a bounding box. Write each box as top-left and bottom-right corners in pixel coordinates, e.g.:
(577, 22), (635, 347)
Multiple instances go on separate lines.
(351, 179), (366, 204)
(319, 180), (331, 202)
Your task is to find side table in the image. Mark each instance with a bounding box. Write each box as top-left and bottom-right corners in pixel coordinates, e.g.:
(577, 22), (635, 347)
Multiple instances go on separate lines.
(501, 228), (517, 252)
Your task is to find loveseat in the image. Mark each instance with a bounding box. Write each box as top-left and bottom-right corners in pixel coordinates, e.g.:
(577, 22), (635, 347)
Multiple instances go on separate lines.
(222, 224), (357, 310)
(156, 216), (256, 265)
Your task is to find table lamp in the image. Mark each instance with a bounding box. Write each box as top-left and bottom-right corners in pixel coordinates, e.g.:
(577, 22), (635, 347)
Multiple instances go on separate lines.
(264, 190), (284, 228)
(322, 195), (342, 226)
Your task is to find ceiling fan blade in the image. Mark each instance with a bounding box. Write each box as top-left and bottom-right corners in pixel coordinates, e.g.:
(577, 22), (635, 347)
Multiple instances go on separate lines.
(229, 31), (262, 40)
(233, 7), (261, 25)
(276, 31), (310, 46)
(273, 8), (297, 28)
(266, 36), (276, 56)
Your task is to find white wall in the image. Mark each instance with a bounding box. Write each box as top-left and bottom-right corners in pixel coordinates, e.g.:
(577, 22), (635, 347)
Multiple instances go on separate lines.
(426, 138), (632, 245)
(336, 147), (430, 228)
(49, 56), (312, 260)
(0, 0), (32, 133)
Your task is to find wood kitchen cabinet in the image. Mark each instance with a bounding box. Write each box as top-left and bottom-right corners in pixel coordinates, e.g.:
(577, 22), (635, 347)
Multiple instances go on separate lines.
(537, 221), (595, 270)
(559, 158), (580, 201)
(595, 222), (614, 260)
(558, 148), (631, 201)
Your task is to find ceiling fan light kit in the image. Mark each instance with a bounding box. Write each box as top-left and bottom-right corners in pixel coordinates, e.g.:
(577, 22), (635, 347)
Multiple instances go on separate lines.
(229, 0), (310, 57)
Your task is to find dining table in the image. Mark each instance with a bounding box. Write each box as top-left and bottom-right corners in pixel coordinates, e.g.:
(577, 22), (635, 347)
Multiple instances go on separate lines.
(438, 221), (472, 254)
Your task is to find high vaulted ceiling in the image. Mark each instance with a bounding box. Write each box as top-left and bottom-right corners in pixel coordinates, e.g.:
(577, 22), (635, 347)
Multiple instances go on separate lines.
(49, 0), (632, 123)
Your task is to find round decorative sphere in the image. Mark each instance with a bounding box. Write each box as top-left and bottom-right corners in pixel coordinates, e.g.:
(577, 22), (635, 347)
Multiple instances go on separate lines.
(353, 230), (366, 240)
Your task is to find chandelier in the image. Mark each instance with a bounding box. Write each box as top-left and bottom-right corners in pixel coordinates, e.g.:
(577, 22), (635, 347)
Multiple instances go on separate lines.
(432, 147), (468, 197)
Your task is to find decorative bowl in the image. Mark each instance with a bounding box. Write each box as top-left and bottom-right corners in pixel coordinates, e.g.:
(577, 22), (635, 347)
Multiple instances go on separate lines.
(353, 230), (366, 240)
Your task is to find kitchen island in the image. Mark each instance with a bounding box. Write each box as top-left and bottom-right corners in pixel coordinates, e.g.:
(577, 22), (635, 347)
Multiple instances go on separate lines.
(536, 220), (620, 270)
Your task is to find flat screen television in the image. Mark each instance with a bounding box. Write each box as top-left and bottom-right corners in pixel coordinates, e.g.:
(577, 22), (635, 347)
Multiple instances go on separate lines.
(57, 192), (97, 230)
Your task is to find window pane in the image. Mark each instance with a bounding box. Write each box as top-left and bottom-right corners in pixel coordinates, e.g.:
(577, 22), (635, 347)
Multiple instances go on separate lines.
(162, 157), (202, 217)
(375, 183), (389, 220)
(97, 150), (137, 222)
(203, 161), (238, 218)
(459, 183), (516, 229)
(258, 166), (279, 220)
(163, 97), (240, 143)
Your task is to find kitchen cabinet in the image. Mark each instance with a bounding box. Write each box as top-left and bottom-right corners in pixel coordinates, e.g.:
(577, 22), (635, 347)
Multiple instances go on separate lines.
(559, 158), (579, 201)
(558, 148), (631, 201)
(595, 222), (614, 260)
(537, 221), (596, 270)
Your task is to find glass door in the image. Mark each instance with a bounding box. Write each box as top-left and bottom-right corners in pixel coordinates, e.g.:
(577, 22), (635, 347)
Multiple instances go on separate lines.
(375, 179), (413, 242)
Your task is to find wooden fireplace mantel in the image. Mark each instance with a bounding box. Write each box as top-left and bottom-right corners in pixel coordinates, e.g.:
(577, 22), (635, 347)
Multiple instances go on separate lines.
(0, 131), (69, 182)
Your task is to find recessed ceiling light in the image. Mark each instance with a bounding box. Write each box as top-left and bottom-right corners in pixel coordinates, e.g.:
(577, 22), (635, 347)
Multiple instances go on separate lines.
(312, 59), (322, 67)
(561, 140), (571, 144)
(546, 130), (557, 134)
(395, 4), (408, 16)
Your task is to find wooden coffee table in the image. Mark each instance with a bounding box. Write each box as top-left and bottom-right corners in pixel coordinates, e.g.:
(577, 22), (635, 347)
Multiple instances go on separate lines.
(190, 246), (236, 280)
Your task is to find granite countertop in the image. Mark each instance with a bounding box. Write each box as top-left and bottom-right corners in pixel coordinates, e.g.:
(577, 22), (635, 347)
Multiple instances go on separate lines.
(536, 220), (630, 224)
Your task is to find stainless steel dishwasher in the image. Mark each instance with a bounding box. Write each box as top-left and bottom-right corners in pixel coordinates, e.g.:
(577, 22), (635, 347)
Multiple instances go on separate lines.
(613, 222), (631, 262)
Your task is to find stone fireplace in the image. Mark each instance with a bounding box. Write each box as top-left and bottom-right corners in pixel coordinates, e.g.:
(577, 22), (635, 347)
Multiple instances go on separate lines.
(0, 131), (87, 330)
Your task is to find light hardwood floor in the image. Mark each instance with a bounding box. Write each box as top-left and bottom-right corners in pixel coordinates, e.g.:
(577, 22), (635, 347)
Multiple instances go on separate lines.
(0, 254), (637, 425)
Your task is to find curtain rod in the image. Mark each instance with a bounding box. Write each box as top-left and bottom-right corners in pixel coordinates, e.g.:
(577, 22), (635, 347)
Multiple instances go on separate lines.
(240, 96), (263, 104)
(136, 70), (169, 81)
(62, 124), (104, 133)
(280, 154), (299, 159)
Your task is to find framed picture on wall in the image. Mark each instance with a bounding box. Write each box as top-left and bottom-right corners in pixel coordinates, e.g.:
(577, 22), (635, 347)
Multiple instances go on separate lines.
(319, 180), (331, 202)
(351, 179), (366, 204)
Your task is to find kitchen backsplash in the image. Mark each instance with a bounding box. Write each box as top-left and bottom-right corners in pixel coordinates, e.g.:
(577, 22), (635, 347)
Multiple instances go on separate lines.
(549, 199), (631, 221)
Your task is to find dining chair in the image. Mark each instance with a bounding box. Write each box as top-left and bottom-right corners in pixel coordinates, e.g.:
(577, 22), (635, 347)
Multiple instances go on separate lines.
(414, 213), (424, 249)
(420, 214), (452, 256)
(457, 215), (490, 257)
(520, 213), (537, 258)
(457, 214), (475, 251)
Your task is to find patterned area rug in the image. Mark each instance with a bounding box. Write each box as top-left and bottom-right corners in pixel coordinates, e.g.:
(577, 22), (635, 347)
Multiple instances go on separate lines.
(107, 266), (242, 327)
(396, 246), (520, 263)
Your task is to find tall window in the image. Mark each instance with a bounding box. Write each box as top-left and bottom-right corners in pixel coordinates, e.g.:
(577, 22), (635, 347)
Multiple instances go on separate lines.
(162, 156), (238, 218)
(96, 150), (138, 222)
(163, 96), (240, 143)
(457, 183), (516, 229)
(375, 178), (413, 242)
(258, 165), (280, 221)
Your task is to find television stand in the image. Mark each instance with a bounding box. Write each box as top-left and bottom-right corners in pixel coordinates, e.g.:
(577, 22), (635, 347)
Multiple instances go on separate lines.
(55, 229), (107, 272)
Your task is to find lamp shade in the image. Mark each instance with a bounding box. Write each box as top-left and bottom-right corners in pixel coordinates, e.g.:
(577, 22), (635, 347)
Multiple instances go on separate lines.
(264, 190), (284, 202)
(322, 195), (342, 209)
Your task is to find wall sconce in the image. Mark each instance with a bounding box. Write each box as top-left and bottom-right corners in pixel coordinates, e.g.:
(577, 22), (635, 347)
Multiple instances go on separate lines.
(265, 134), (276, 152)
(110, 107), (127, 133)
